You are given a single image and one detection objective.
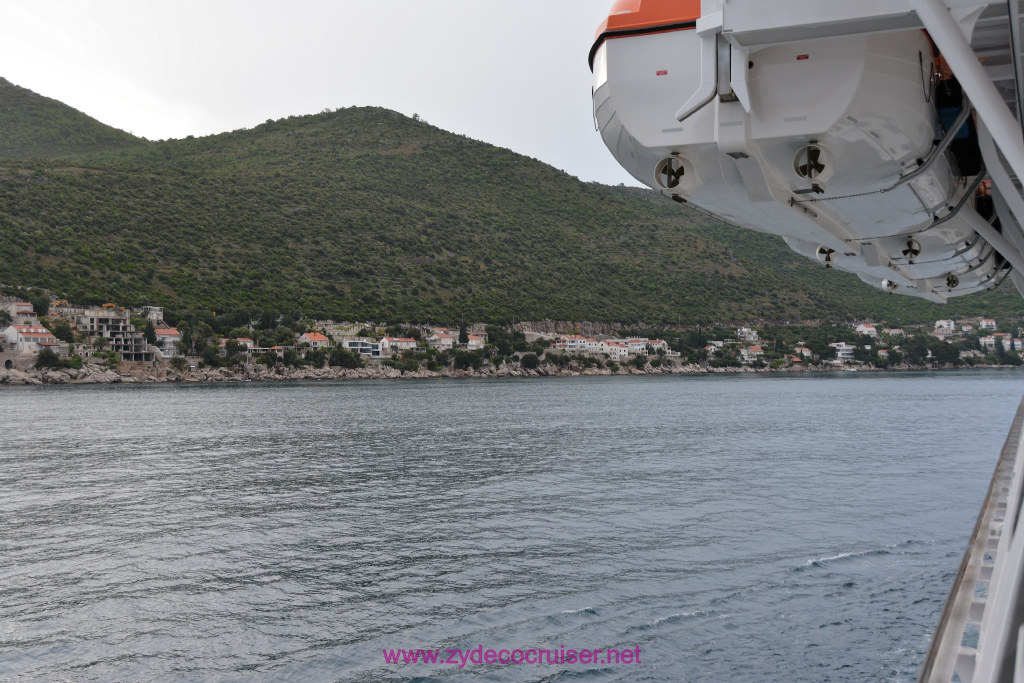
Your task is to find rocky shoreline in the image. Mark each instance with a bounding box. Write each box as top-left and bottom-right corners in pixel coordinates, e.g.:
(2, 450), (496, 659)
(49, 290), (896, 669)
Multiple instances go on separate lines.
(0, 359), (1014, 386)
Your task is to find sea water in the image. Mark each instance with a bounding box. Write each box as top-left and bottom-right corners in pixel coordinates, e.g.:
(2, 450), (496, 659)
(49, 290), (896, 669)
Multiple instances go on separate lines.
(1, 371), (1022, 681)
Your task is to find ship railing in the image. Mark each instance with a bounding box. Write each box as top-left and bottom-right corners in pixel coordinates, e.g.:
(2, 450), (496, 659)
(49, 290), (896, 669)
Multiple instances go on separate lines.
(919, 395), (1024, 682)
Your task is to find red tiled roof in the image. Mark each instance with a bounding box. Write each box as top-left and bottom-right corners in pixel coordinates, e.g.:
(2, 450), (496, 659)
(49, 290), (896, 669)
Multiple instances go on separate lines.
(303, 332), (329, 342)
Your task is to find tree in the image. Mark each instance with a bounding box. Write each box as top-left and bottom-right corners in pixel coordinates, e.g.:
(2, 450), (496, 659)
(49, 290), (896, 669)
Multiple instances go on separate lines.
(35, 348), (61, 369)
(258, 310), (279, 330)
(144, 320), (157, 345)
(329, 347), (363, 368)
(459, 322), (469, 345)
(520, 353), (539, 369)
(256, 351), (279, 367)
(50, 319), (74, 343)
(0, 310), (11, 327)
(224, 339), (246, 358)
(305, 348), (327, 368)
(27, 292), (49, 316)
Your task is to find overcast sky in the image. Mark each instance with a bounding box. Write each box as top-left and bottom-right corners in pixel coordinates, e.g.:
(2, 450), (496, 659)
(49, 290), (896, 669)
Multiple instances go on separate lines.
(0, 0), (638, 186)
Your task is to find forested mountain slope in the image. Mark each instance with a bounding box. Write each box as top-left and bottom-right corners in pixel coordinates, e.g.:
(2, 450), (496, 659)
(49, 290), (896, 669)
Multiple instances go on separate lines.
(0, 81), (1019, 324)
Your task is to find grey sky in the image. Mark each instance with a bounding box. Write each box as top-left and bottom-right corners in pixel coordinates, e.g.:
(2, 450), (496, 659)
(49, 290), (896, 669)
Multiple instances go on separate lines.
(0, 0), (637, 186)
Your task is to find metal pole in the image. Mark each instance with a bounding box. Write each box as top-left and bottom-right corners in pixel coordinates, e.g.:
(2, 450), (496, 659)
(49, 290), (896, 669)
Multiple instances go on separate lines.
(909, 0), (1024, 183)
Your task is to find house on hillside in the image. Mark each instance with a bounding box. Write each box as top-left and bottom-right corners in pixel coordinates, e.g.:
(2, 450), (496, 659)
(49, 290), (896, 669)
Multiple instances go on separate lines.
(3, 324), (60, 355)
(980, 318), (998, 330)
(605, 341), (629, 359)
(830, 342), (857, 362)
(3, 301), (37, 324)
(381, 337), (418, 356)
(855, 323), (878, 337)
(299, 332), (331, 348)
(427, 332), (454, 350)
(143, 306), (165, 325)
(648, 339), (669, 354)
(740, 345), (764, 364)
(467, 335), (485, 351)
(626, 339), (650, 356)
(557, 335), (591, 353)
(154, 328), (182, 358)
(736, 327), (759, 342)
(343, 339), (382, 358)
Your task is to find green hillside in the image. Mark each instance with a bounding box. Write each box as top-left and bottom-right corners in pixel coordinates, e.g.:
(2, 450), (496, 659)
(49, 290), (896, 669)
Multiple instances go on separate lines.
(0, 77), (144, 157)
(0, 82), (1020, 325)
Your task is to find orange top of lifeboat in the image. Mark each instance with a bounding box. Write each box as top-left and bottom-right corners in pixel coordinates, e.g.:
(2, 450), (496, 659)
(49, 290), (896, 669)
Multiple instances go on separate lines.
(589, 0), (702, 68)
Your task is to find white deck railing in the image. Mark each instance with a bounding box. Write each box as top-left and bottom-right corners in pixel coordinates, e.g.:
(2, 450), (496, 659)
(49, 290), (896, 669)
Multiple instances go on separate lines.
(919, 395), (1024, 682)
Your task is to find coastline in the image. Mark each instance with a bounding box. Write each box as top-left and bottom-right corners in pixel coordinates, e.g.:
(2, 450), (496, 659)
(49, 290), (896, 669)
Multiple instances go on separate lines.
(1, 359), (1018, 386)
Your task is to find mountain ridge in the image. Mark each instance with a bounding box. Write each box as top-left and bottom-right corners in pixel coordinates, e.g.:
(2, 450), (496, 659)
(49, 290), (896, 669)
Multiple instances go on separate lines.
(0, 78), (1020, 325)
(0, 77), (144, 158)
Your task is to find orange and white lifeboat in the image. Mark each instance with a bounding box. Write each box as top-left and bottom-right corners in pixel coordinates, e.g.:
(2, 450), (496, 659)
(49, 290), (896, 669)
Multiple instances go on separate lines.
(591, 0), (1008, 301)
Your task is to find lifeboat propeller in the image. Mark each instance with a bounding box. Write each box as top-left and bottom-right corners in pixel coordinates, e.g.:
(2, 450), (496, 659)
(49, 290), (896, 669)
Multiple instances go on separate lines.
(794, 146), (827, 179)
(901, 238), (922, 264)
(655, 157), (686, 189)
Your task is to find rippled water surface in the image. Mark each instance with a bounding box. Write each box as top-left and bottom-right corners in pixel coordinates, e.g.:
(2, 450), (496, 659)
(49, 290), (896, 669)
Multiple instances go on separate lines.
(2, 371), (1023, 681)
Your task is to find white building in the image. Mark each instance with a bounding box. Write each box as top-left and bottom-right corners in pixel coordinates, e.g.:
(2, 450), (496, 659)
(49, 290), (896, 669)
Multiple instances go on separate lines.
(142, 306), (165, 325)
(830, 342), (857, 362)
(605, 341), (629, 359)
(557, 335), (591, 353)
(154, 327), (182, 358)
(648, 339), (669, 353)
(466, 334), (485, 351)
(3, 324), (59, 355)
(980, 318), (998, 330)
(935, 319), (956, 331)
(740, 345), (764, 364)
(381, 337), (418, 355)
(625, 339), (650, 356)
(736, 327), (759, 342)
(343, 339), (382, 357)
(427, 332), (454, 350)
(856, 323), (878, 337)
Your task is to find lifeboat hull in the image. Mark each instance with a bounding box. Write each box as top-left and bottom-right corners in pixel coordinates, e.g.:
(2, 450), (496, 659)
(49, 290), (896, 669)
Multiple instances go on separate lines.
(592, 4), (1009, 301)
